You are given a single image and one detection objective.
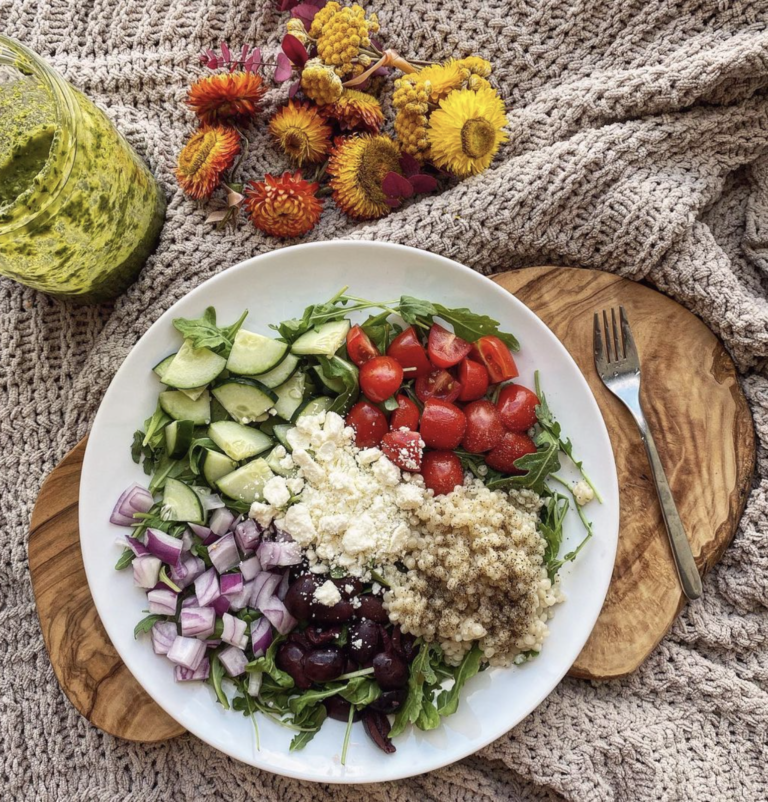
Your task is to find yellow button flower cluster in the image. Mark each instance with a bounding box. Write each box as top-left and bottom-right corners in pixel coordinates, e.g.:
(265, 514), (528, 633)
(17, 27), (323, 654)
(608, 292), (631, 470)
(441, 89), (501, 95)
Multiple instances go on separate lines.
(285, 18), (310, 47)
(314, 3), (380, 77)
(394, 108), (430, 161)
(393, 75), (432, 115)
(300, 58), (344, 105)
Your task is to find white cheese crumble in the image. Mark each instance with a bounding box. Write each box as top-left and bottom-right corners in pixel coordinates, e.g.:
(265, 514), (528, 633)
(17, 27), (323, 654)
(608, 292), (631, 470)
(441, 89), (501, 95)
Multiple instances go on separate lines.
(249, 501), (276, 528)
(573, 480), (594, 506)
(263, 476), (291, 508)
(313, 579), (342, 607)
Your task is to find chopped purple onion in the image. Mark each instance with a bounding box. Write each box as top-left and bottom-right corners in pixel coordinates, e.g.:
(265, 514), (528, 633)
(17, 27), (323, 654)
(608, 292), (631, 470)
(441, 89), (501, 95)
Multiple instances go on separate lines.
(220, 573), (244, 597)
(167, 636), (207, 670)
(227, 580), (253, 612)
(194, 568), (220, 607)
(204, 639), (222, 648)
(272, 526), (294, 542)
(239, 555), (261, 581)
(251, 572), (282, 611)
(188, 523), (212, 540)
(257, 540), (302, 570)
(180, 606), (216, 638)
(219, 645), (248, 677)
(247, 670), (262, 696)
(234, 519), (261, 552)
(110, 483), (154, 526)
(250, 617), (273, 658)
(133, 554), (161, 589)
(145, 528), (183, 565)
(193, 486), (226, 512)
(182, 594), (199, 608)
(221, 612), (248, 649)
(229, 514), (245, 531)
(277, 569), (290, 601)
(181, 529), (194, 554)
(212, 595), (231, 617)
(151, 621), (178, 655)
(174, 657), (210, 681)
(261, 596), (297, 635)
(170, 555), (205, 589)
(123, 536), (149, 557)
(209, 507), (235, 536)
(147, 588), (178, 616)
(208, 533), (239, 574)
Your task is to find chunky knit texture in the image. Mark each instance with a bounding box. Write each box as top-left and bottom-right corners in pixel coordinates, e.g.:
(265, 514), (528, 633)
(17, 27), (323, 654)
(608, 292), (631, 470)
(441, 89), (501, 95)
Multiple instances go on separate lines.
(2, 1), (768, 800)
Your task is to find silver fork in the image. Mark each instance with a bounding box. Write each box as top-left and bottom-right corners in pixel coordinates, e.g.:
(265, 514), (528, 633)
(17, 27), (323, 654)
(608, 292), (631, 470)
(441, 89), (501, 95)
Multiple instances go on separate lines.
(594, 307), (702, 600)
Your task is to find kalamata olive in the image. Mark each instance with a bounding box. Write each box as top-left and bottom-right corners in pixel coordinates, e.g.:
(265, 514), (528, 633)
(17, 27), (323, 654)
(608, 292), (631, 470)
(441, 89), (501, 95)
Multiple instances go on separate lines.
(370, 689), (408, 714)
(372, 651), (409, 689)
(333, 576), (363, 599)
(288, 629), (310, 650)
(276, 642), (311, 689)
(344, 657), (359, 674)
(284, 574), (320, 621)
(305, 625), (342, 646)
(362, 708), (396, 754)
(304, 647), (345, 683)
(391, 627), (419, 662)
(348, 620), (380, 663)
(310, 598), (354, 624)
(355, 595), (388, 623)
(324, 696), (362, 722)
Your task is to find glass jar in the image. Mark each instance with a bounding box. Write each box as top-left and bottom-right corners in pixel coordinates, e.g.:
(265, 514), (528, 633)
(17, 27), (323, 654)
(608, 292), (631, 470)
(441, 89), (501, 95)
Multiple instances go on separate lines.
(0, 36), (166, 302)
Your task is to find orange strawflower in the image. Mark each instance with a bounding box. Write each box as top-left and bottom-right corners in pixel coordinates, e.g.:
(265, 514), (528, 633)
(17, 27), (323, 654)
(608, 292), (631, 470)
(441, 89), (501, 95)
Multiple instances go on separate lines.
(175, 125), (241, 199)
(187, 72), (266, 125)
(245, 171), (323, 238)
(269, 101), (332, 166)
(321, 90), (384, 133)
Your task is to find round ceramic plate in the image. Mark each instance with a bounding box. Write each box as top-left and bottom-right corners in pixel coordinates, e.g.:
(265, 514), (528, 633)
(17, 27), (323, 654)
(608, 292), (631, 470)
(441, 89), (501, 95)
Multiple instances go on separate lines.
(80, 241), (619, 783)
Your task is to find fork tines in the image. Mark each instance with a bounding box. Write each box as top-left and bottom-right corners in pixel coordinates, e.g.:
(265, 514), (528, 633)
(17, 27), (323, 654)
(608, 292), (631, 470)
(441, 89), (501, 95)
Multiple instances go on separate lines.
(594, 306), (637, 366)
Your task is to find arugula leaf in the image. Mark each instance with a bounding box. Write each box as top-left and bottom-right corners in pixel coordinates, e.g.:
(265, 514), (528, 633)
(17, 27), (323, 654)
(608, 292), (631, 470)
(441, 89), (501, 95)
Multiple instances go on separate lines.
(134, 614), (164, 638)
(361, 310), (402, 353)
(246, 634), (294, 689)
(340, 677), (381, 707)
(316, 356), (359, 416)
(231, 678), (261, 750)
(148, 453), (190, 494)
(488, 438), (561, 494)
(173, 308), (248, 357)
(289, 684), (344, 717)
(415, 696), (440, 731)
(397, 296), (437, 327)
(389, 642), (441, 737)
(435, 645), (483, 717)
(538, 490), (570, 573)
(210, 652), (230, 710)
(188, 436), (218, 475)
(289, 705), (327, 751)
(115, 548), (135, 570)
(142, 404), (171, 449)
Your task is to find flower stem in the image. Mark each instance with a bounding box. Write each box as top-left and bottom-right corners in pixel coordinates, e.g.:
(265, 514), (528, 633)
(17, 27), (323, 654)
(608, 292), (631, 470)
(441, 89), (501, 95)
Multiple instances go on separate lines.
(340, 702), (355, 766)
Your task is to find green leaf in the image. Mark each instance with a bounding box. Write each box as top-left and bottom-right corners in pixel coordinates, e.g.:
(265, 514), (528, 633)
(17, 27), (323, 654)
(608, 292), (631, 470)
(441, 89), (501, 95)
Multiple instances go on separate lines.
(246, 634), (294, 689)
(131, 430), (144, 465)
(415, 696), (440, 731)
(289, 705), (327, 751)
(340, 677), (382, 707)
(158, 565), (181, 593)
(389, 642), (442, 737)
(115, 548), (135, 570)
(397, 296), (437, 326)
(134, 614), (164, 638)
(361, 310), (401, 353)
(142, 403), (171, 449)
(382, 396), (399, 412)
(210, 652), (230, 710)
(316, 356), (359, 416)
(173, 307), (248, 357)
(289, 684), (344, 717)
(435, 645), (483, 717)
(488, 439), (561, 495)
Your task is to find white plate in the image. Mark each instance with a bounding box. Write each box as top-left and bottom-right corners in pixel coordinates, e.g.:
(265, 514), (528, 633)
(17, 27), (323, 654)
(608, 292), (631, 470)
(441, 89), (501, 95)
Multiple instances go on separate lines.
(80, 241), (619, 783)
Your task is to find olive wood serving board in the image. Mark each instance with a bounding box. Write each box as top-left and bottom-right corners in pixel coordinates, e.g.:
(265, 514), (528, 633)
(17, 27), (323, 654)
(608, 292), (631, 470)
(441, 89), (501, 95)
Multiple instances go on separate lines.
(28, 266), (754, 742)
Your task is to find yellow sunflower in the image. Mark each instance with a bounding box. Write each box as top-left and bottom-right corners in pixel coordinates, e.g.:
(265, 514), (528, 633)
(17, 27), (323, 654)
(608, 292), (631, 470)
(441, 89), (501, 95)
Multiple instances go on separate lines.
(321, 89), (384, 133)
(186, 72), (266, 125)
(327, 134), (402, 220)
(269, 101), (332, 166)
(427, 87), (508, 177)
(245, 171), (323, 238)
(175, 125), (240, 199)
(417, 61), (466, 102)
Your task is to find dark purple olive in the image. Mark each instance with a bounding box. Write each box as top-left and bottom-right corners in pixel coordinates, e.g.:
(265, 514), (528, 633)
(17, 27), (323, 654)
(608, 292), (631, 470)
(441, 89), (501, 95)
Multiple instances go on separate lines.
(324, 696), (362, 722)
(333, 576), (363, 599)
(362, 708), (396, 754)
(348, 619), (380, 663)
(276, 642), (311, 689)
(310, 598), (354, 624)
(372, 651), (409, 690)
(284, 574), (320, 621)
(304, 647), (345, 683)
(288, 629), (310, 650)
(370, 689), (408, 714)
(344, 657), (359, 674)
(391, 627), (419, 662)
(355, 595), (388, 623)
(305, 625), (342, 646)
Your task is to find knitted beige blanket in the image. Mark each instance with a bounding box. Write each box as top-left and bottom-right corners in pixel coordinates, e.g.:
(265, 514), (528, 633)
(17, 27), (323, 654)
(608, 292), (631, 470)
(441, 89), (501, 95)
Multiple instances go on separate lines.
(2, 1), (768, 799)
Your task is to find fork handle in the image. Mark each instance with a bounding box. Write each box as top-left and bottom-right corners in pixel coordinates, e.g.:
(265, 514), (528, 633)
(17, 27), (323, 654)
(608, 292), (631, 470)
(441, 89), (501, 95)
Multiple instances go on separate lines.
(639, 426), (703, 600)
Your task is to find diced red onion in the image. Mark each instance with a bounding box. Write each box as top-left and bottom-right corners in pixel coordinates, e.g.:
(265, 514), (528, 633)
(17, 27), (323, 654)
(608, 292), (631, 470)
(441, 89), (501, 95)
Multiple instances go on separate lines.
(234, 519), (261, 552)
(247, 670), (262, 696)
(123, 536), (149, 557)
(272, 526), (293, 542)
(227, 580), (253, 611)
(204, 639), (222, 648)
(192, 486), (226, 512)
(110, 483), (154, 526)
(208, 533), (239, 574)
(194, 568), (220, 607)
(212, 595), (231, 616)
(202, 531), (219, 546)
(209, 507), (235, 536)
(220, 573), (244, 597)
(133, 554), (161, 589)
(182, 594), (199, 608)
(261, 596), (297, 635)
(167, 636), (207, 670)
(239, 555), (261, 581)
(250, 617), (272, 658)
(180, 606), (215, 638)
(188, 523), (212, 540)
(219, 645), (248, 677)
(147, 588), (178, 616)
(229, 514), (244, 531)
(145, 528), (183, 565)
(277, 569), (290, 601)
(221, 612), (248, 649)
(257, 540), (302, 570)
(174, 657), (210, 681)
(251, 572), (282, 611)
(171, 555), (205, 589)
(151, 621), (178, 655)
(181, 529), (194, 554)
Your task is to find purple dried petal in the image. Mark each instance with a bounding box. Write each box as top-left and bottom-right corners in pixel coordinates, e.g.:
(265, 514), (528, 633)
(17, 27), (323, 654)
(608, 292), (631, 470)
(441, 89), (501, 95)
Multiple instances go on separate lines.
(220, 42), (231, 64)
(384, 197), (402, 208)
(399, 153), (420, 177)
(308, 0), (327, 6)
(282, 34), (309, 68)
(288, 79), (301, 98)
(409, 174), (438, 194)
(382, 172), (413, 199)
(279, 0), (300, 10)
(250, 47), (262, 69)
(274, 53), (294, 83)
(240, 44), (250, 63)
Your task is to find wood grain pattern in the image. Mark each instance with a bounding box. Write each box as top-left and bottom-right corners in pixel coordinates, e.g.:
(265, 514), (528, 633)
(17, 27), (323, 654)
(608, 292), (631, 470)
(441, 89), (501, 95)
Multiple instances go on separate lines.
(494, 267), (755, 678)
(27, 266), (755, 743)
(28, 439), (185, 741)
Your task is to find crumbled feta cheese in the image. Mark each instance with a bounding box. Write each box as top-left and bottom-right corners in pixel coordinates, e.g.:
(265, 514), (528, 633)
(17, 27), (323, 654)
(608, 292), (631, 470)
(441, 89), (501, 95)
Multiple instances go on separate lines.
(313, 579), (342, 607)
(351, 638), (363, 650)
(286, 477), (304, 494)
(263, 476), (290, 508)
(279, 503), (317, 544)
(279, 454), (295, 471)
(357, 448), (381, 465)
(395, 482), (425, 510)
(573, 480), (594, 506)
(371, 455), (400, 487)
(292, 449), (325, 483)
(342, 515), (378, 554)
(286, 427), (311, 451)
(371, 582), (381, 595)
(249, 501), (276, 527)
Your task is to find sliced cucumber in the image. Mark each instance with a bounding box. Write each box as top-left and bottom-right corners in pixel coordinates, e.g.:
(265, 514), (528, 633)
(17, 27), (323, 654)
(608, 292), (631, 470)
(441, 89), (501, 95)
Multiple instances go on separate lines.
(265, 447), (297, 478)
(159, 389), (211, 425)
(179, 386), (207, 402)
(154, 353), (206, 399)
(311, 364), (346, 395)
(252, 352), (300, 389)
(212, 379), (277, 424)
(210, 397), (232, 423)
(202, 449), (237, 487)
(153, 354), (176, 378)
(161, 477), (205, 523)
(227, 330), (288, 376)
(161, 339), (226, 390)
(291, 320), (350, 358)
(208, 420), (273, 462)
(273, 423), (294, 452)
(273, 372), (306, 421)
(259, 416), (288, 436)
(294, 395), (334, 422)
(164, 419), (195, 458)
(217, 458), (274, 503)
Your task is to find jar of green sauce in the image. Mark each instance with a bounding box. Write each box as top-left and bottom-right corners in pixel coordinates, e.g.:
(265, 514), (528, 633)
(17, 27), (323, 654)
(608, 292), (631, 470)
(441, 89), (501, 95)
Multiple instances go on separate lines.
(0, 37), (166, 302)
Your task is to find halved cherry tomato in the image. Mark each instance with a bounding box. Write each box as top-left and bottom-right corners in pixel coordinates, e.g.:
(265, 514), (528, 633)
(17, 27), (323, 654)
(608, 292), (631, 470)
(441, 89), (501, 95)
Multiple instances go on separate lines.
(381, 430), (423, 471)
(485, 431), (537, 473)
(461, 400), (504, 453)
(470, 336), (519, 383)
(390, 394), (420, 431)
(414, 368), (462, 403)
(497, 384), (540, 432)
(427, 323), (471, 369)
(346, 401), (388, 448)
(419, 399), (467, 450)
(346, 325), (379, 366)
(421, 451), (464, 496)
(387, 327), (432, 378)
(457, 358), (489, 402)
(359, 356), (403, 403)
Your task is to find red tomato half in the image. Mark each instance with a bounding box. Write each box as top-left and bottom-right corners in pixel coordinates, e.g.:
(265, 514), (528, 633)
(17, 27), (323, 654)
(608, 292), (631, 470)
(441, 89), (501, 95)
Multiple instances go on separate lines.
(414, 369), (462, 403)
(421, 451), (464, 496)
(359, 356), (404, 403)
(346, 401), (388, 448)
(427, 323), (471, 369)
(390, 394), (420, 431)
(387, 327), (432, 378)
(497, 384), (540, 432)
(461, 400), (504, 453)
(457, 359), (489, 402)
(381, 430), (423, 472)
(471, 336), (519, 383)
(346, 325), (379, 366)
(485, 431), (537, 474)
(419, 399), (467, 450)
